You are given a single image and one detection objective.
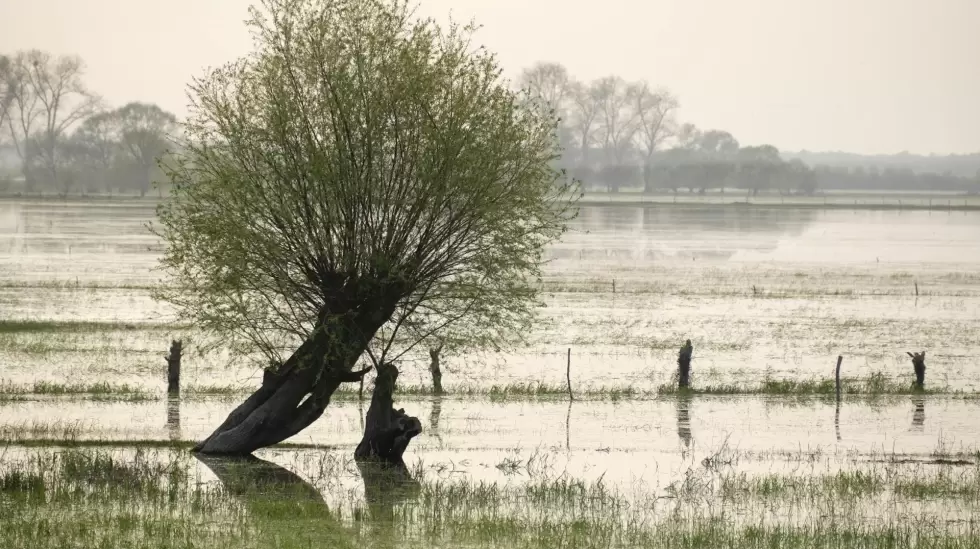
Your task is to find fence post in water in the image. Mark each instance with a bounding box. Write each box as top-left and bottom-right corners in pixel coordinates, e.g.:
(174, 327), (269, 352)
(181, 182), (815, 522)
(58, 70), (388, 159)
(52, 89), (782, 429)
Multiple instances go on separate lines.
(566, 348), (574, 401)
(166, 340), (182, 395)
(915, 282), (919, 297)
(907, 351), (926, 390)
(835, 355), (843, 400)
(678, 340), (693, 389)
(429, 343), (445, 395)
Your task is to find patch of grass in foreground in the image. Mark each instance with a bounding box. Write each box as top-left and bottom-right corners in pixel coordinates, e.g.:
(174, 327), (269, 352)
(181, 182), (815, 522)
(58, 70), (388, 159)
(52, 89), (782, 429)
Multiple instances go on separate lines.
(721, 469), (980, 501)
(2, 447), (979, 548)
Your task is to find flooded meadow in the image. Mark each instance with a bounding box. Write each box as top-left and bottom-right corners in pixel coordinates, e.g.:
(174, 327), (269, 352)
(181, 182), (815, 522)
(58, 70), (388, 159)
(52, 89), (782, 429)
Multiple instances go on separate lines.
(2, 197), (980, 548)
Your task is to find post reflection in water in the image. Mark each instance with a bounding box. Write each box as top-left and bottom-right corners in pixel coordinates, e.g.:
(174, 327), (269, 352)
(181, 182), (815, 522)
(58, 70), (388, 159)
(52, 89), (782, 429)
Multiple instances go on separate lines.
(429, 396), (443, 445)
(675, 395), (693, 451)
(165, 394), (181, 442)
(834, 400), (842, 442)
(912, 397), (926, 430)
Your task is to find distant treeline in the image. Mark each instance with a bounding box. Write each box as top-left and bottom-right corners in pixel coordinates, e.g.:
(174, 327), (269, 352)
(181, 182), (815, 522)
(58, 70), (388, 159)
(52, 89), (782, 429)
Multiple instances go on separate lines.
(0, 50), (176, 196)
(518, 62), (980, 195)
(1, 52), (977, 197)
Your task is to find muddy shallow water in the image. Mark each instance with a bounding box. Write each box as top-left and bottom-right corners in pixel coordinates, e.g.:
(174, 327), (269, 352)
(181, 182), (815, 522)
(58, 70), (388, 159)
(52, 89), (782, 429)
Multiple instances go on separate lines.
(3, 395), (978, 490)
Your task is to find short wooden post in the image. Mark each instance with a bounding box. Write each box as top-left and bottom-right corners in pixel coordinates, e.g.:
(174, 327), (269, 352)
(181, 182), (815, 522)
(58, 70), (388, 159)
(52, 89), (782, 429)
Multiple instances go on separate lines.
(907, 351), (926, 390)
(566, 348), (573, 401)
(429, 344), (445, 395)
(835, 355), (843, 400)
(166, 340), (182, 394)
(678, 340), (693, 389)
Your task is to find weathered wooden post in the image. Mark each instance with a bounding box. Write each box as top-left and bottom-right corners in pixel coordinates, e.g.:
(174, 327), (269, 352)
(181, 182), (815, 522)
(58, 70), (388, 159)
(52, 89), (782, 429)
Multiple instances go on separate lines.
(678, 339), (693, 389)
(835, 355), (843, 400)
(566, 348), (573, 401)
(429, 343), (445, 396)
(907, 351), (926, 390)
(166, 340), (182, 394)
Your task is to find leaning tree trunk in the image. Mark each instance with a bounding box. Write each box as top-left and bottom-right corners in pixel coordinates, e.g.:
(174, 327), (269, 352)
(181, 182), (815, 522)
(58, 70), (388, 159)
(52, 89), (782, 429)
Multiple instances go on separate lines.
(355, 362), (422, 471)
(193, 288), (400, 455)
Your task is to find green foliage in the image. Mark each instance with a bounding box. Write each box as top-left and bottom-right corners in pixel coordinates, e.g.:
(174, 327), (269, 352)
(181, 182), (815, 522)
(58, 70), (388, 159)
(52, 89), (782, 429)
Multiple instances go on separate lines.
(154, 0), (579, 366)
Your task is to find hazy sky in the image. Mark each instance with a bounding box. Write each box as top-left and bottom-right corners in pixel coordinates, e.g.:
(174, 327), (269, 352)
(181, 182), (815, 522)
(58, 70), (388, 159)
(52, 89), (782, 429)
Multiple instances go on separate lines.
(2, 0), (978, 155)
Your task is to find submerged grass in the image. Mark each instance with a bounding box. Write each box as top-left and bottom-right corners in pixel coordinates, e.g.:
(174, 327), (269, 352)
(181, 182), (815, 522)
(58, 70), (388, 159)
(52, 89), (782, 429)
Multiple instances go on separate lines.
(2, 446), (979, 548)
(0, 380), (153, 401)
(657, 371), (966, 397)
(1, 376), (976, 402)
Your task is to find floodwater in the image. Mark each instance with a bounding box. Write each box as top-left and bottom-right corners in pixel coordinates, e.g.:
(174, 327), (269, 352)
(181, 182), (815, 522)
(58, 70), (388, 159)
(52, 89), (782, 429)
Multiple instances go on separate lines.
(2, 198), (979, 391)
(2, 197), (980, 519)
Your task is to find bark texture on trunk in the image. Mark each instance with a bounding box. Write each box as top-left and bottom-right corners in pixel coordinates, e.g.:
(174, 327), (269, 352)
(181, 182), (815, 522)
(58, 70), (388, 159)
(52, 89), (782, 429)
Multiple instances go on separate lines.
(678, 339), (693, 389)
(194, 284), (401, 456)
(355, 362), (422, 470)
(428, 344), (444, 395)
(908, 351), (926, 389)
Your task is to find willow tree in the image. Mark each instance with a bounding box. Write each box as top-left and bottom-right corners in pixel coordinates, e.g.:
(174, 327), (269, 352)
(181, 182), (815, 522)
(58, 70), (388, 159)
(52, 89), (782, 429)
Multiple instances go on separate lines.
(155, 0), (578, 456)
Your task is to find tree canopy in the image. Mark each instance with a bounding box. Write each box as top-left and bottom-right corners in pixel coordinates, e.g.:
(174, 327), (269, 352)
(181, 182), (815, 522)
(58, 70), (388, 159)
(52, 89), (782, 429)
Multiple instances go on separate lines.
(155, 0), (579, 370)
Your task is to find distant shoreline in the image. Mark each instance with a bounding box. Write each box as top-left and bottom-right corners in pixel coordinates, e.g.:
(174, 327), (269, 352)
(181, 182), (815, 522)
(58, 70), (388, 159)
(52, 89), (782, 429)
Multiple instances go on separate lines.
(2, 192), (979, 212)
(576, 198), (980, 211)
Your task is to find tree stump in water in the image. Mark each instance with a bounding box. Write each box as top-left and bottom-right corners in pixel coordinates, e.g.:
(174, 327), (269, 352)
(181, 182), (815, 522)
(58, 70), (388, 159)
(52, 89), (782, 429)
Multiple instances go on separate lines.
(428, 344), (444, 396)
(678, 339), (693, 389)
(166, 340), (182, 394)
(907, 351), (926, 389)
(355, 362), (422, 471)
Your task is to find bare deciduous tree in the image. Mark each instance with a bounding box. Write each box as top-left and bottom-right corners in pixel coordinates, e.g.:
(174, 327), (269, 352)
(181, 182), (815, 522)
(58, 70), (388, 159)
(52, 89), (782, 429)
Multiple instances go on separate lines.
(0, 55), (15, 142)
(632, 85), (678, 164)
(517, 62), (572, 115)
(567, 80), (602, 166)
(113, 102), (177, 196)
(594, 76), (640, 165)
(4, 50), (101, 191)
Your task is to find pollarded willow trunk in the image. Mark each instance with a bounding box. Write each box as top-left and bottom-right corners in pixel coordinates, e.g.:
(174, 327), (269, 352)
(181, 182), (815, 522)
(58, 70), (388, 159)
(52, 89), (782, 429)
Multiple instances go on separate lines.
(355, 362), (422, 470)
(193, 286), (401, 456)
